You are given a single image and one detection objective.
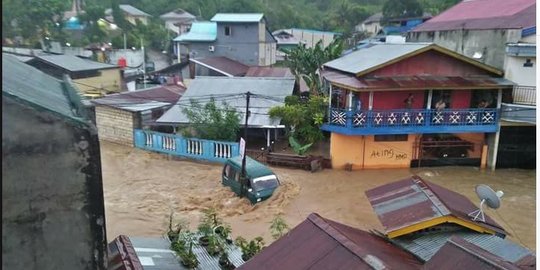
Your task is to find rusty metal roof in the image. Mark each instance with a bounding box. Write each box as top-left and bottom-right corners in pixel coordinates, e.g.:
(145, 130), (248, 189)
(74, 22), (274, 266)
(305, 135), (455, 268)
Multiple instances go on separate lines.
(422, 236), (530, 270)
(238, 213), (423, 270)
(189, 56), (249, 77)
(412, 0), (535, 32)
(365, 176), (507, 238)
(92, 85), (184, 112)
(322, 69), (514, 91)
(245, 67), (293, 77)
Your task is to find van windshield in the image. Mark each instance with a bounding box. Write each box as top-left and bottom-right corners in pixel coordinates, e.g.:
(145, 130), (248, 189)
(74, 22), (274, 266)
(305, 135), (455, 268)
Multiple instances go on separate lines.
(251, 175), (279, 191)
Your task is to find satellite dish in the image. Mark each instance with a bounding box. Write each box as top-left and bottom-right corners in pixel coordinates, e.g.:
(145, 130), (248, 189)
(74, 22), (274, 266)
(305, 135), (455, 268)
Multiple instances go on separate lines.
(468, 184), (504, 222)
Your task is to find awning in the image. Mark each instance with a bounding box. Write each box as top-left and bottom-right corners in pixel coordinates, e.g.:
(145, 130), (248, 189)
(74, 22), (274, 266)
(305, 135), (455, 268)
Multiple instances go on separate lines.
(322, 69), (515, 92)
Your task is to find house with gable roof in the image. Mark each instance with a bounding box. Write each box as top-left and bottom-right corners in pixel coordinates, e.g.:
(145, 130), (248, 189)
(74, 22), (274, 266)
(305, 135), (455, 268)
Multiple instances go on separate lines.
(105, 4), (151, 25)
(160, 8), (197, 35)
(173, 13), (276, 66)
(408, 0), (536, 169)
(321, 42), (514, 170)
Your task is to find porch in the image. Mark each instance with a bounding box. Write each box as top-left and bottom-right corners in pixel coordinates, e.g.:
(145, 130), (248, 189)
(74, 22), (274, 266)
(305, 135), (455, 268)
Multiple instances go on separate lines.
(322, 108), (499, 135)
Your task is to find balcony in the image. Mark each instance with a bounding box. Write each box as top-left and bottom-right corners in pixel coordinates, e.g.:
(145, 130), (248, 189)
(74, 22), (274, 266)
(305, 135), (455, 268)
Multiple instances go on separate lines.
(500, 86), (536, 125)
(321, 108), (499, 135)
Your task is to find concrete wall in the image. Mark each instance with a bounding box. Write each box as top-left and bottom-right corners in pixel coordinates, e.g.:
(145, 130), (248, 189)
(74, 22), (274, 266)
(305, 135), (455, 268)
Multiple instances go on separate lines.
(108, 49), (144, 68)
(2, 97), (107, 269)
(95, 105), (136, 146)
(184, 22), (276, 66)
(407, 29), (522, 70)
(74, 68), (123, 95)
(289, 29), (337, 49)
(330, 133), (418, 170)
(504, 56), (536, 86)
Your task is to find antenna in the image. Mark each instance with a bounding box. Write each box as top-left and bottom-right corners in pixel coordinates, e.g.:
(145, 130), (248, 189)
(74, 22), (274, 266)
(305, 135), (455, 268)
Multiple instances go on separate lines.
(468, 184), (504, 222)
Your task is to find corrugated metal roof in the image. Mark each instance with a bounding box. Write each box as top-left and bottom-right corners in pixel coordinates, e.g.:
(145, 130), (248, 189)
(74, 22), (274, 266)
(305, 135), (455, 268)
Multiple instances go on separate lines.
(324, 43), (431, 74)
(160, 8), (196, 20)
(412, 0), (535, 31)
(392, 230), (534, 263)
(129, 236), (245, 270)
(322, 70), (514, 91)
(92, 85), (184, 112)
(422, 236), (529, 270)
(119, 5), (151, 17)
(190, 57), (249, 77)
(272, 31), (300, 45)
(239, 213), (423, 270)
(173, 22), (217, 42)
(245, 67), (293, 78)
(156, 77), (295, 127)
(2, 53), (87, 123)
(365, 176), (507, 237)
(211, 13), (264, 23)
(30, 54), (118, 72)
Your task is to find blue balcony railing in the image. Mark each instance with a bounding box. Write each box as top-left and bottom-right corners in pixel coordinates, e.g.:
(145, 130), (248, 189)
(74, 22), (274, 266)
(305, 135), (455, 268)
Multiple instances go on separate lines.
(322, 108), (499, 135)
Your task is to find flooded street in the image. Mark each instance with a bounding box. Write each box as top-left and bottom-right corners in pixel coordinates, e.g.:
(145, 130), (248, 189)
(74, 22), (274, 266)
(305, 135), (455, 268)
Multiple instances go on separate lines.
(101, 142), (536, 250)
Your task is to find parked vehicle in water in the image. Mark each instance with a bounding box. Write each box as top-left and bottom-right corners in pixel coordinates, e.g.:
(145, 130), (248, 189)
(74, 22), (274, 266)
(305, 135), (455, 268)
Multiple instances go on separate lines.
(222, 156), (280, 204)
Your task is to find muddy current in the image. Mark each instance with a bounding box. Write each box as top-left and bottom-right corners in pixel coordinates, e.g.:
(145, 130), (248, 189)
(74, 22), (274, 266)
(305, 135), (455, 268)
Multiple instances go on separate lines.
(101, 142), (536, 250)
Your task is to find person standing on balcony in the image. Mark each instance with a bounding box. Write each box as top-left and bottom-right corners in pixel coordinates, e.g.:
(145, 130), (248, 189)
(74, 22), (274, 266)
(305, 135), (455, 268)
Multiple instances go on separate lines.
(478, 99), (489, 108)
(435, 99), (446, 110)
(404, 93), (414, 109)
(356, 98), (362, 111)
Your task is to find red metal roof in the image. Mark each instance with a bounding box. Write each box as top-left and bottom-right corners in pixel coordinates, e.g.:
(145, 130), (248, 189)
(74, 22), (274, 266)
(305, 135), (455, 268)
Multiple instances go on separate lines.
(190, 56), (249, 76)
(238, 213), (423, 270)
(422, 236), (526, 270)
(365, 176), (507, 237)
(107, 235), (144, 270)
(412, 0), (535, 31)
(245, 67), (293, 77)
(322, 69), (513, 91)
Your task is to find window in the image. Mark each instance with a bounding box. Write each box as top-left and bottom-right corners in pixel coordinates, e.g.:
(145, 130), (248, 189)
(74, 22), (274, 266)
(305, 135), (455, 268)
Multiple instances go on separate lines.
(224, 26), (231, 36)
(524, 59), (533, 67)
(374, 135), (408, 142)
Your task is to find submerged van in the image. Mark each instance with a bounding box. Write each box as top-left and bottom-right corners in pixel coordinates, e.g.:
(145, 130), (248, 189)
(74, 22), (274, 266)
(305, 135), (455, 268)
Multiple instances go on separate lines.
(222, 156), (280, 204)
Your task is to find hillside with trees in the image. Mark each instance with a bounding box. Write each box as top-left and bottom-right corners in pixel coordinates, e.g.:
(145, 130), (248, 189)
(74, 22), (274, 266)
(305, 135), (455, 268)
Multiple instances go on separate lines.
(3, 0), (460, 49)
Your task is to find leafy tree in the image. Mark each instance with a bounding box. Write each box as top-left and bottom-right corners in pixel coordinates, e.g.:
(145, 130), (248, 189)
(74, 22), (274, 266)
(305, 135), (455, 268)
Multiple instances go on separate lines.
(284, 39), (343, 96)
(269, 214), (290, 240)
(2, 0), (68, 44)
(382, 0), (424, 22)
(269, 95), (327, 144)
(79, 3), (107, 43)
(181, 98), (240, 141)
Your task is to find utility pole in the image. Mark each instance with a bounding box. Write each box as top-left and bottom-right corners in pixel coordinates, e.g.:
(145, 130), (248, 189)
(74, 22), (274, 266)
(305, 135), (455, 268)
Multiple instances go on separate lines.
(240, 92), (251, 196)
(141, 37), (146, 89)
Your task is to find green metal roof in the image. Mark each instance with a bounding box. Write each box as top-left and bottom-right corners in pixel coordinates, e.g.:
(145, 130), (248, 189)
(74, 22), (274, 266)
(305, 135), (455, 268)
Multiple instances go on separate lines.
(31, 54), (118, 72)
(2, 53), (89, 125)
(228, 156), (274, 178)
(173, 22), (217, 42)
(211, 13), (264, 22)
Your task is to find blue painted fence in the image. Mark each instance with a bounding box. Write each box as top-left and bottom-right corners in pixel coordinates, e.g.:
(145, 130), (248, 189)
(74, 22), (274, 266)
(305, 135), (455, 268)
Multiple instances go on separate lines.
(133, 129), (239, 163)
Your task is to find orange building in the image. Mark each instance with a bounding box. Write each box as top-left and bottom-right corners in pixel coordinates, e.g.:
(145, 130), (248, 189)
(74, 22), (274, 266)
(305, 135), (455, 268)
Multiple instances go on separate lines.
(321, 43), (514, 170)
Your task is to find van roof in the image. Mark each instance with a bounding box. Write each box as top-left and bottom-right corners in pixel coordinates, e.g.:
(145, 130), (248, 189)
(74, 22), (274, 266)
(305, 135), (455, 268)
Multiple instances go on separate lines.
(228, 156), (274, 178)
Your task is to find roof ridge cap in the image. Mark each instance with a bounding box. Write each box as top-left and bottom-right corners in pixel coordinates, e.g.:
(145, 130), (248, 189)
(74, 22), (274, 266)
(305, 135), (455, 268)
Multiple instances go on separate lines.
(308, 213), (389, 269)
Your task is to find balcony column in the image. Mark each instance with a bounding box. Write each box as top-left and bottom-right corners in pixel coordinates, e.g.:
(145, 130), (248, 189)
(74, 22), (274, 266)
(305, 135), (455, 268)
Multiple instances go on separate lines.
(427, 89), (433, 109)
(368, 91), (374, 128)
(489, 88), (503, 171)
(328, 83), (333, 119)
(346, 90), (354, 128)
(425, 89), (433, 126)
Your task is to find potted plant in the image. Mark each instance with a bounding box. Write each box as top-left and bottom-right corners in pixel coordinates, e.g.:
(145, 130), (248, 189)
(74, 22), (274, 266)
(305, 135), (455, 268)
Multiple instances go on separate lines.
(173, 231), (199, 269)
(206, 233), (224, 256)
(214, 224), (233, 244)
(197, 222), (213, 246)
(234, 236), (265, 262)
(218, 250), (235, 270)
(179, 242), (199, 269)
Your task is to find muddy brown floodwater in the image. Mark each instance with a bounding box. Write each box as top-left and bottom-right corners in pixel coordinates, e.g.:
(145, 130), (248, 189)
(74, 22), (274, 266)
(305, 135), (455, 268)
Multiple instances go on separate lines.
(101, 141), (536, 251)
